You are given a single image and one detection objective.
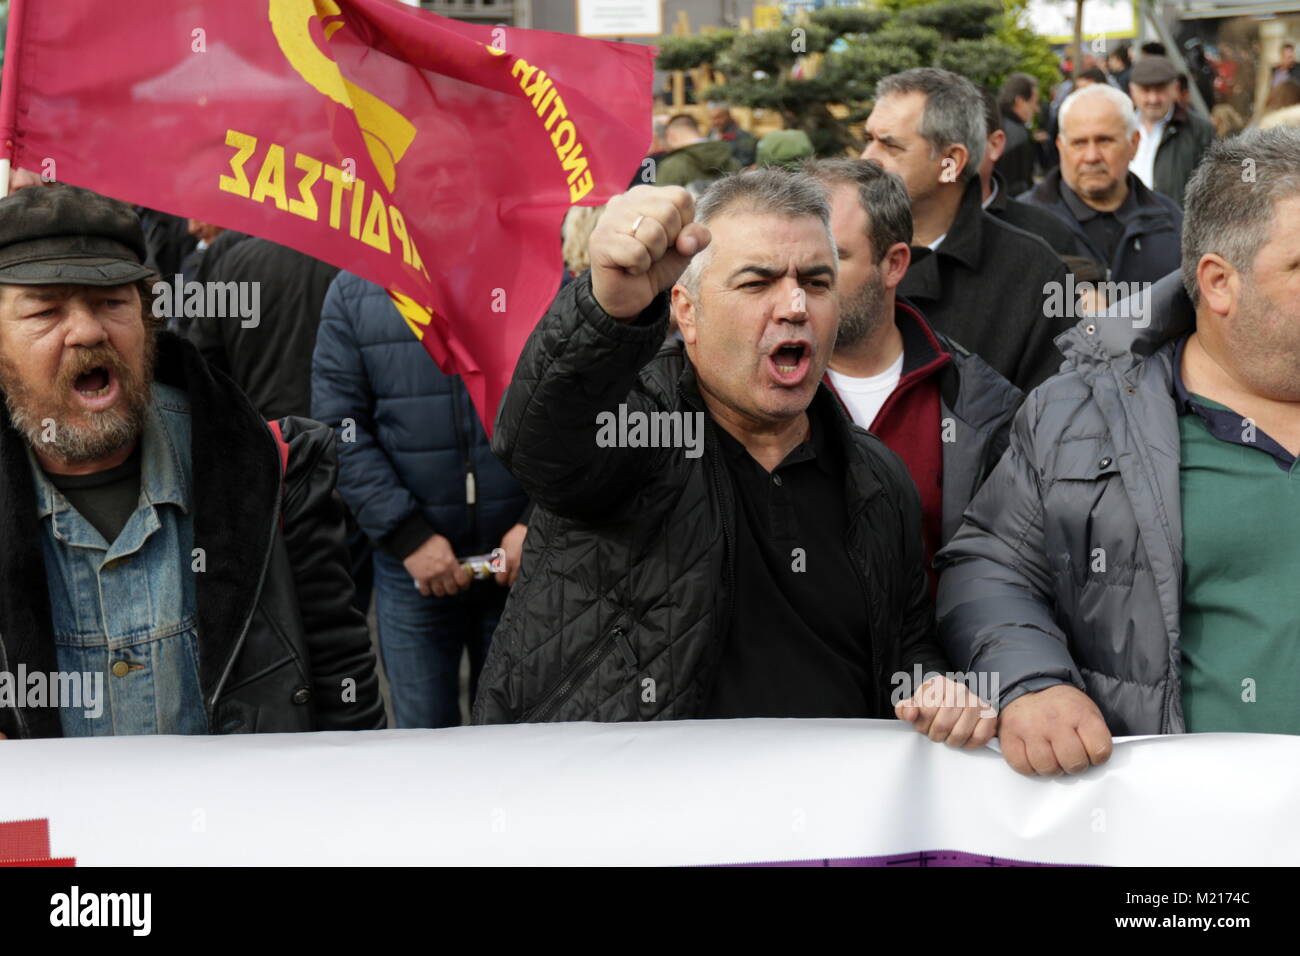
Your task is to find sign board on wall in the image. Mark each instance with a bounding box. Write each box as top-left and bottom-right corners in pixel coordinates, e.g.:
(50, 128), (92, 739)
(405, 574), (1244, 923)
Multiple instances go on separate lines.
(577, 0), (663, 37)
(1027, 0), (1138, 43)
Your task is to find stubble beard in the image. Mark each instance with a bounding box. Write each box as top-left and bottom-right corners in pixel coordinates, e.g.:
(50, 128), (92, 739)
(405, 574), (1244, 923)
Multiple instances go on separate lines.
(835, 273), (889, 351)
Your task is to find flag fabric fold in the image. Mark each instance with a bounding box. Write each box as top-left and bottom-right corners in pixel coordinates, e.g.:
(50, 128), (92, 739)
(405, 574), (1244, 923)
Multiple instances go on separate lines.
(0, 0), (655, 431)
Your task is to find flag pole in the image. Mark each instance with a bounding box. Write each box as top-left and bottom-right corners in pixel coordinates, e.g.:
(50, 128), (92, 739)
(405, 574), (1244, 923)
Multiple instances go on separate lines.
(0, 0), (28, 197)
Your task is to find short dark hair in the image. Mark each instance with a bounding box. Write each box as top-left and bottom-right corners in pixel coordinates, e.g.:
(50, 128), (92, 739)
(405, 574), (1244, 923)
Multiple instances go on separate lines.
(801, 157), (913, 261)
(1140, 41), (1167, 57)
(666, 113), (700, 135)
(998, 72), (1038, 114)
(1110, 45), (1132, 69)
(1282, 42), (1295, 52)
(1079, 66), (1107, 85)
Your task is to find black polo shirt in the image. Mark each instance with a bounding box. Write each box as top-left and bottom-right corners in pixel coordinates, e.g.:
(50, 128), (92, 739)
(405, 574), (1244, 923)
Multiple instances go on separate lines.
(1059, 173), (1140, 269)
(702, 391), (875, 718)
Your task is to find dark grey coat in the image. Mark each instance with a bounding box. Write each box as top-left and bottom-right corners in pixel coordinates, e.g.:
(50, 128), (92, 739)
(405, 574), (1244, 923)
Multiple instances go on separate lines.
(935, 271), (1196, 735)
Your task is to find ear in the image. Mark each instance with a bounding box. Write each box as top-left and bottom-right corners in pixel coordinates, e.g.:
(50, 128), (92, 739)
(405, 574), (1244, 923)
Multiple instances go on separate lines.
(880, 241), (911, 291)
(1196, 253), (1236, 320)
(1128, 128), (1141, 158)
(670, 284), (699, 345)
(940, 143), (970, 184)
(986, 130), (1007, 164)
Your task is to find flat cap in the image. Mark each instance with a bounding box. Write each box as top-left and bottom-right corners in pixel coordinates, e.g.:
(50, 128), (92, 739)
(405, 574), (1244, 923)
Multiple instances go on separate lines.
(1130, 55), (1179, 87)
(0, 184), (154, 286)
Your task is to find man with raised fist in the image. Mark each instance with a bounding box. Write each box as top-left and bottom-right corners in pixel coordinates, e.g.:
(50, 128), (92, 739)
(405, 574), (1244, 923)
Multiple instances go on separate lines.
(474, 170), (994, 748)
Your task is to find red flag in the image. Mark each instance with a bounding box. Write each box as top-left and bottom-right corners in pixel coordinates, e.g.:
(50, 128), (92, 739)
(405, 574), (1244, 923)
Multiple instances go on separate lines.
(0, 0), (654, 432)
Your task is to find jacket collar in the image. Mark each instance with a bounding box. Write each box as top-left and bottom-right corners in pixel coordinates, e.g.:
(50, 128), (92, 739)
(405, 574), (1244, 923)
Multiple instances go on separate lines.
(0, 331), (281, 737)
(902, 176), (988, 301)
(1056, 270), (1194, 375)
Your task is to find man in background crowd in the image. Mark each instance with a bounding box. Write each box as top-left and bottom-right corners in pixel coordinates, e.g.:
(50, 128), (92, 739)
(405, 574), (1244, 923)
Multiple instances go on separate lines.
(708, 102), (758, 168)
(1023, 83), (1183, 285)
(806, 158), (1019, 593)
(1128, 55), (1214, 208)
(862, 67), (1071, 390)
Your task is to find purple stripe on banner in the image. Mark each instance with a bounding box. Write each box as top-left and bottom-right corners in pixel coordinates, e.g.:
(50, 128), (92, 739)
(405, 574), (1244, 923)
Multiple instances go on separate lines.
(727, 850), (1090, 867)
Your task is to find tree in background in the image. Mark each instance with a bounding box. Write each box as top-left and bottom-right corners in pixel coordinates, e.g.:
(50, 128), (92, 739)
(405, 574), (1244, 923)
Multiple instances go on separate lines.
(655, 0), (1059, 156)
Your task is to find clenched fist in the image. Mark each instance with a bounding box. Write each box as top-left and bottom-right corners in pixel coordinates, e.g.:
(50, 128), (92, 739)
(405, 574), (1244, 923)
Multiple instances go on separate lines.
(997, 684), (1113, 776)
(588, 185), (712, 319)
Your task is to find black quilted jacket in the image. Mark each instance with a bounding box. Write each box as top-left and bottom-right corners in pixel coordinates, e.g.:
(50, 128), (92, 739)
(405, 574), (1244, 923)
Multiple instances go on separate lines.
(472, 272), (948, 724)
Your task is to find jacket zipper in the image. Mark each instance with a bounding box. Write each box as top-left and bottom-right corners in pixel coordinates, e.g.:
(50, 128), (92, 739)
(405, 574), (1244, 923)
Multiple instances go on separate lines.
(525, 621), (631, 723)
(451, 385), (479, 548)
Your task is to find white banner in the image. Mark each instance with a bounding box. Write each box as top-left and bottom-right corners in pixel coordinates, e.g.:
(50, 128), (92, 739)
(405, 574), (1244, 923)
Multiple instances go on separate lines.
(2, 719), (1297, 865)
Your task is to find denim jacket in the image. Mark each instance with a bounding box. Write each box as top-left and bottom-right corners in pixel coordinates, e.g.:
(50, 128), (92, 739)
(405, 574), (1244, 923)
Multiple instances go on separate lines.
(28, 382), (208, 736)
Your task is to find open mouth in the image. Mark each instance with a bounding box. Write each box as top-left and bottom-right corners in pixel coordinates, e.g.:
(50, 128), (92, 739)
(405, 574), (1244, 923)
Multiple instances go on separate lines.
(767, 341), (812, 386)
(71, 366), (119, 411)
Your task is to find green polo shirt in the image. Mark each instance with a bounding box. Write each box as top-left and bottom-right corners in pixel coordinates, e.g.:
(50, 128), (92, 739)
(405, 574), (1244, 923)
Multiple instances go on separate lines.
(1175, 337), (1300, 734)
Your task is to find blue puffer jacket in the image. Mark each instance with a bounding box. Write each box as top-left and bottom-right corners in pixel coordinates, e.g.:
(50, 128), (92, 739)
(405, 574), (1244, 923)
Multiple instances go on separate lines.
(311, 272), (528, 560)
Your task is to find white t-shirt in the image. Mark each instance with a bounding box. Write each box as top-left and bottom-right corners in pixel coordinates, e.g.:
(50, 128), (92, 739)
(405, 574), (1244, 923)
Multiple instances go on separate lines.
(826, 351), (905, 429)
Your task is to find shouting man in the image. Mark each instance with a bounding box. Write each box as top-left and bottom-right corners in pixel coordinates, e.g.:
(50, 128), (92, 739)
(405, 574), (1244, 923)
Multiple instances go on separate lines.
(474, 170), (992, 748)
(0, 185), (383, 738)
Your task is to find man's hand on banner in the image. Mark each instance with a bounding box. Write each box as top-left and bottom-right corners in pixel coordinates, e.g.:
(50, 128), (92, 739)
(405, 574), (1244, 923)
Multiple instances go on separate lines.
(895, 676), (998, 750)
(404, 533), (470, 598)
(589, 185), (711, 319)
(494, 523), (528, 588)
(996, 684), (1113, 776)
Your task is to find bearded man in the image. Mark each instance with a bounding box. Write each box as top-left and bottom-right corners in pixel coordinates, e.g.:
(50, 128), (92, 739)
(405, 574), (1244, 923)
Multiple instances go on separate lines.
(804, 158), (1020, 594)
(0, 185), (383, 739)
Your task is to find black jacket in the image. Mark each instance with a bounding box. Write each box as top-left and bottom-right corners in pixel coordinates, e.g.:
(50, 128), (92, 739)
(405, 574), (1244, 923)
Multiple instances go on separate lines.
(898, 176), (1072, 392)
(1151, 103), (1215, 209)
(984, 170), (1089, 261)
(187, 238), (340, 420)
(1022, 168), (1183, 285)
(0, 332), (385, 738)
(995, 110), (1036, 197)
(473, 273), (947, 724)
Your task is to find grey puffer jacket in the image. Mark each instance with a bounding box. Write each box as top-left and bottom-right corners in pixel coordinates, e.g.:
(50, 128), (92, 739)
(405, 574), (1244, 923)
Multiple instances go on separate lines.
(935, 271), (1195, 735)
(473, 272), (947, 724)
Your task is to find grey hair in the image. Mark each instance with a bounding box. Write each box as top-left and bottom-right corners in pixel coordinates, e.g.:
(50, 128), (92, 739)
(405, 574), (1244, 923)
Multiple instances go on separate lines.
(875, 67), (986, 182)
(1058, 83), (1139, 138)
(1181, 127), (1300, 306)
(801, 157), (913, 259)
(677, 168), (837, 296)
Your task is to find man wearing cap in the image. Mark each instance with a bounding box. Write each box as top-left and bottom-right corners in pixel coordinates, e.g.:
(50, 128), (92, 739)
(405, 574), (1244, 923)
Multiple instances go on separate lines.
(1129, 54), (1214, 208)
(0, 184), (384, 739)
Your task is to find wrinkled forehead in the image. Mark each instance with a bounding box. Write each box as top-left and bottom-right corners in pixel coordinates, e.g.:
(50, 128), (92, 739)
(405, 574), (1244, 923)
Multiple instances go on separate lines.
(701, 208), (836, 279)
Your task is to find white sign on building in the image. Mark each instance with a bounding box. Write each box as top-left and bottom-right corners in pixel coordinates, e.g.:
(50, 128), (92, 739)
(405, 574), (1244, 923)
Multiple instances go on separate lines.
(577, 0), (663, 37)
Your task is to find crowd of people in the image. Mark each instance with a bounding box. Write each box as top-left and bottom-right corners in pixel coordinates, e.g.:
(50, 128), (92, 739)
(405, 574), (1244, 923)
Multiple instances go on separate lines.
(0, 37), (1296, 779)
